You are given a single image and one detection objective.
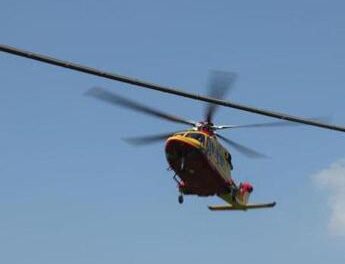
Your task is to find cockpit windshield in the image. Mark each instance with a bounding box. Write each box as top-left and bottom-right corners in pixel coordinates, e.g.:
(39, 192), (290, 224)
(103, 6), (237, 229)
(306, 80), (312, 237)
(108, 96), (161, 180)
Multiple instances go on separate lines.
(185, 132), (205, 144)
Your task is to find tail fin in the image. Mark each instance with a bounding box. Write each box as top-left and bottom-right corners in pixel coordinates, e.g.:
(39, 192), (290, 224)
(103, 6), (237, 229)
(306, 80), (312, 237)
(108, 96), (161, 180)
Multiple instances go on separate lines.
(236, 182), (253, 205)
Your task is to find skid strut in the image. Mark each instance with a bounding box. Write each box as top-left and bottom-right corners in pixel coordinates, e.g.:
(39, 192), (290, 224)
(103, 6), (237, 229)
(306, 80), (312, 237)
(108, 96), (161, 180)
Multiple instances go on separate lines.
(173, 174), (181, 185)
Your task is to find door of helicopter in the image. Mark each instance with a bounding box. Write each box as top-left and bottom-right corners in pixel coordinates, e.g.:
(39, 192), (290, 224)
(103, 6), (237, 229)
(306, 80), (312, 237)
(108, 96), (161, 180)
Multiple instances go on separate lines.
(205, 136), (231, 180)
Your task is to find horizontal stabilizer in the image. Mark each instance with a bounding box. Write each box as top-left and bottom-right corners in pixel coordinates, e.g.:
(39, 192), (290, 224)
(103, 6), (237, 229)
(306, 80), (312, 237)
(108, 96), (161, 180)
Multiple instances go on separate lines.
(208, 202), (276, 211)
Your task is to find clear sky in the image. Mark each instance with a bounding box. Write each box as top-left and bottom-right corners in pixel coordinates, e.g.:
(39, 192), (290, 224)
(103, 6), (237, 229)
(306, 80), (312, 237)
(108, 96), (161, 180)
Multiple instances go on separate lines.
(1, 0), (345, 263)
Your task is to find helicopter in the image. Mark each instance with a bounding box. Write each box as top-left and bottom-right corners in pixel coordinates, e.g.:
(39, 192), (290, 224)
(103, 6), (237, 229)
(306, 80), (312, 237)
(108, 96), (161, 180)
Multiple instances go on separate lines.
(85, 83), (278, 211)
(1, 44), (345, 211)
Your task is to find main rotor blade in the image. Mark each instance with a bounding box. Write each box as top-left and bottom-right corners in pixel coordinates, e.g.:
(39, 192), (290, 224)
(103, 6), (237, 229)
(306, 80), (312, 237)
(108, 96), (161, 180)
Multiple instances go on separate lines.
(215, 122), (296, 130)
(216, 134), (267, 159)
(205, 71), (236, 123)
(123, 132), (175, 146)
(1, 44), (345, 133)
(213, 118), (328, 130)
(214, 117), (331, 130)
(86, 87), (195, 126)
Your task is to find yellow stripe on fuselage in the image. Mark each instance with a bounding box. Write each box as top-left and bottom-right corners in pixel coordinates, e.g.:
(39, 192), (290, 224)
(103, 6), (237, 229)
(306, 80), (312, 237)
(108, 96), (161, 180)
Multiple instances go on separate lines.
(166, 135), (203, 150)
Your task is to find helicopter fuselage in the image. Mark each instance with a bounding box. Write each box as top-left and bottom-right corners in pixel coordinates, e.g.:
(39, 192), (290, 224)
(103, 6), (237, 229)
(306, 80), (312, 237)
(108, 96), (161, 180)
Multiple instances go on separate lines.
(165, 131), (234, 196)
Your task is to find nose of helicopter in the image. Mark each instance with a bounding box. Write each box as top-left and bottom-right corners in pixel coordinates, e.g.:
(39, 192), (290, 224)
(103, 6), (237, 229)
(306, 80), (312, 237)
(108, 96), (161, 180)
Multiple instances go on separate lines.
(164, 135), (202, 169)
(166, 135), (202, 150)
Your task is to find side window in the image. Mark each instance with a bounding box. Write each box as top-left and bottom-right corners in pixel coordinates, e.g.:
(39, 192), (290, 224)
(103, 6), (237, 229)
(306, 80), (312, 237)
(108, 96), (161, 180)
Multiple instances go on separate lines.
(226, 152), (233, 170)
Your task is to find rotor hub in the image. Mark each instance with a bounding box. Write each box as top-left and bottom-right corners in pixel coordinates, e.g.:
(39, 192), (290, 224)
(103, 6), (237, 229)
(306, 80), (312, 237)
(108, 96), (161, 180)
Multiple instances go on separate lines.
(196, 121), (215, 135)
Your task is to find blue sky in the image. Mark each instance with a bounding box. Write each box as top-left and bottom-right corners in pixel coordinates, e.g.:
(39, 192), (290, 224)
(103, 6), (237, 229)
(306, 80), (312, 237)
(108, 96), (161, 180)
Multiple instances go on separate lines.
(1, 0), (345, 263)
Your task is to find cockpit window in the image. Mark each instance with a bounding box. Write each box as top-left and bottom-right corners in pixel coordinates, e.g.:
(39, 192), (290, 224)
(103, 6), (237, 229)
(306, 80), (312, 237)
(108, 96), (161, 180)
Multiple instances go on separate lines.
(185, 133), (205, 144)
